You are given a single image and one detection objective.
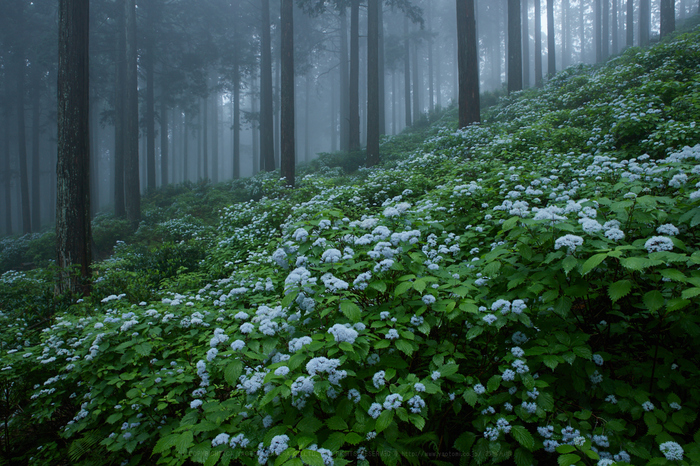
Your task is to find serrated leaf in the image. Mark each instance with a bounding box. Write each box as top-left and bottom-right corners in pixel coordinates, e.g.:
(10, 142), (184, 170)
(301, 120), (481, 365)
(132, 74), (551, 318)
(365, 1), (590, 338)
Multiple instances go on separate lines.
(413, 279), (427, 294)
(543, 355), (559, 370)
(454, 431), (476, 453)
(608, 280), (633, 302)
(562, 255), (578, 275)
(682, 287), (700, 299)
(153, 434), (179, 454)
(225, 360), (243, 386)
(297, 417), (323, 433)
(375, 409), (394, 433)
(660, 268), (686, 282)
(395, 339), (414, 356)
(300, 450), (325, 466)
(582, 253), (608, 275)
(487, 375), (501, 393)
(204, 452), (221, 466)
(281, 291), (298, 309)
(514, 448), (533, 466)
(554, 297), (572, 318)
(510, 425), (534, 450)
(106, 413), (123, 424)
(466, 325), (483, 340)
(556, 445), (577, 454)
(667, 298), (690, 312)
(502, 216), (519, 231)
(572, 346), (592, 359)
(626, 442), (651, 459)
(643, 290), (665, 312)
(409, 414), (425, 430)
(394, 282), (413, 297)
(339, 301), (361, 322)
(175, 431), (193, 455)
(557, 453), (581, 466)
(326, 416), (348, 431)
(440, 363), (459, 377)
(463, 390), (477, 407)
(323, 432), (345, 452)
(345, 432), (363, 445)
(135, 342), (152, 357)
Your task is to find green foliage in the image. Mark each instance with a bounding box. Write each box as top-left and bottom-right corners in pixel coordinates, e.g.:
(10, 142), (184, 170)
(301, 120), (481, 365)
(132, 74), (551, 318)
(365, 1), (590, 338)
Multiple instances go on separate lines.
(3, 23), (700, 466)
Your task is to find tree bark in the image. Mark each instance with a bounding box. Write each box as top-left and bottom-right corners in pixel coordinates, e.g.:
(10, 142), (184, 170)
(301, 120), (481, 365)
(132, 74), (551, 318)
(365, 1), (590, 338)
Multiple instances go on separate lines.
(547, 0), (555, 76)
(367, 0), (380, 167)
(508, 0), (523, 93)
(411, 26), (420, 123)
(403, 15), (412, 127)
(31, 67), (42, 229)
(114, 0), (126, 218)
(427, 2), (434, 113)
(15, 5), (31, 234)
(280, 0), (295, 186)
(232, 65), (241, 180)
(183, 110), (189, 182)
(612, 0), (618, 54)
(212, 87), (219, 183)
(202, 97), (208, 179)
(626, 0), (634, 47)
(160, 99), (168, 186)
(602, 0), (609, 60)
(56, 0), (91, 295)
(378, 3), (386, 135)
(3, 88), (11, 235)
(522, 0), (530, 88)
(339, 7), (349, 152)
(534, 0), (543, 85)
(260, 0), (275, 171)
(349, 0), (361, 150)
(660, 0), (675, 38)
(639, 0), (650, 46)
(145, 0), (156, 191)
(124, 0), (140, 227)
(456, 0), (480, 127)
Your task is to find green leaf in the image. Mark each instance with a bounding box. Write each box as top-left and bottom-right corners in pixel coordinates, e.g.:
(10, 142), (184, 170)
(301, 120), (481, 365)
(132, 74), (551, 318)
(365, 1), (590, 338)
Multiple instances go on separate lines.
(557, 453), (581, 466)
(454, 432), (476, 453)
(225, 360), (243, 386)
(176, 431), (193, 455)
(339, 301), (361, 322)
(554, 297), (572, 318)
(413, 279), (427, 294)
(345, 432), (363, 445)
(297, 417), (323, 433)
(682, 287), (700, 299)
(281, 291), (298, 309)
(463, 390), (477, 407)
(135, 342), (152, 357)
(660, 268), (686, 282)
(394, 282), (413, 297)
(323, 432), (346, 452)
(375, 410), (394, 433)
(666, 298), (690, 312)
(543, 355), (559, 370)
(562, 255), (578, 275)
(608, 280), (633, 301)
(502, 216), (519, 231)
(440, 363), (459, 377)
(326, 416), (348, 431)
(514, 448), (534, 466)
(510, 425), (534, 451)
(581, 253), (608, 275)
(153, 434), (179, 454)
(556, 445), (577, 454)
(106, 413), (123, 424)
(299, 450), (325, 466)
(409, 414), (425, 430)
(487, 375), (501, 393)
(643, 290), (665, 312)
(204, 452), (221, 466)
(395, 340), (414, 356)
(572, 346), (592, 360)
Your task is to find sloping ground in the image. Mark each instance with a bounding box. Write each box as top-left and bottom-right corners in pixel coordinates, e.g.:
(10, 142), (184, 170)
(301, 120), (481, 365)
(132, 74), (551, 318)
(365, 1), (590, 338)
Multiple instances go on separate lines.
(3, 23), (700, 466)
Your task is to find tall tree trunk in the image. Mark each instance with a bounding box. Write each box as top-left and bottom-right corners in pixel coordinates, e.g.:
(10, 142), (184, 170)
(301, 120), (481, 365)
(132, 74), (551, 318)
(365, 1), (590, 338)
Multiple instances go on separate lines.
(280, 0), (295, 186)
(534, 0), (543, 85)
(114, 0), (126, 218)
(411, 27), (420, 123)
(89, 93), (98, 217)
(349, 0), (361, 150)
(427, 2), (435, 113)
(435, 32), (442, 108)
(305, 73), (310, 161)
(31, 68), (42, 229)
(403, 15), (412, 127)
(202, 97), (208, 179)
(56, 0), (91, 295)
(331, 70), (337, 152)
(562, 0), (568, 68)
(339, 8), (349, 152)
(3, 88), (12, 235)
(232, 65), (241, 180)
(595, 0), (603, 61)
(124, 0), (140, 227)
(391, 69), (397, 135)
(378, 3), (386, 135)
(15, 6), (31, 234)
(252, 81), (259, 175)
(602, 0), (609, 60)
(626, 0), (634, 46)
(522, 0), (530, 88)
(457, 0), (480, 127)
(612, 0), (619, 54)
(160, 99), (168, 186)
(260, 0), (275, 171)
(660, 0), (675, 37)
(580, 0), (586, 62)
(183, 110), (189, 182)
(639, 0), (650, 46)
(367, 0), (380, 167)
(547, 0), (556, 76)
(508, 0), (523, 93)
(145, 1), (156, 191)
(212, 88), (219, 183)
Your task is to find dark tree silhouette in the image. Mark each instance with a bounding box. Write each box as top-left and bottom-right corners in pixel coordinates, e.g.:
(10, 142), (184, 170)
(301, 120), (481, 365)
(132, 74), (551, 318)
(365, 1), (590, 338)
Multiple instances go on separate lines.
(280, 0), (295, 186)
(456, 0), (480, 127)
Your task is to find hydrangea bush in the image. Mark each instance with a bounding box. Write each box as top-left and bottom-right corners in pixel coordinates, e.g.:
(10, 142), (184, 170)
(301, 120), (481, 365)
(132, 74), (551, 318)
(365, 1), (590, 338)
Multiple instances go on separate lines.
(3, 22), (700, 466)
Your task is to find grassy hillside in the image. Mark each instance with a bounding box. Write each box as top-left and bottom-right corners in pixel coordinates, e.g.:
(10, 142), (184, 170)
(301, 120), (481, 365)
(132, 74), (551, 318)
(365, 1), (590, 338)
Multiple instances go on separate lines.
(3, 20), (700, 466)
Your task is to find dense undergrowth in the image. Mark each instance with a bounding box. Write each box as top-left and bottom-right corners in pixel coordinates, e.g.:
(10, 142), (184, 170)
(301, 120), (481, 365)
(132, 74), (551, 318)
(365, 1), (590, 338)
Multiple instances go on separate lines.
(3, 20), (700, 466)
